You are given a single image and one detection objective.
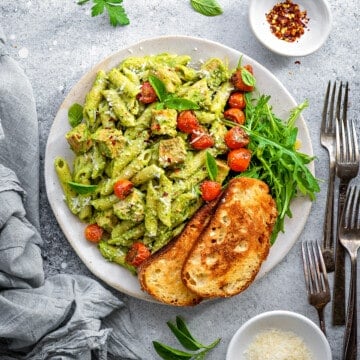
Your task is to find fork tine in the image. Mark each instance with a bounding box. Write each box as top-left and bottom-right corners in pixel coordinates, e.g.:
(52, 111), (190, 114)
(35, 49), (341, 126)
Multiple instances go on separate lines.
(335, 81), (343, 123)
(315, 242), (330, 292)
(321, 81), (331, 133)
(301, 242), (311, 293)
(342, 82), (349, 124)
(343, 185), (360, 230)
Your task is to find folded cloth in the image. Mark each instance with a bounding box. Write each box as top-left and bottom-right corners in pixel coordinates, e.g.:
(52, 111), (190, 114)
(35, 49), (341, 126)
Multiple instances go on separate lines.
(0, 29), (150, 360)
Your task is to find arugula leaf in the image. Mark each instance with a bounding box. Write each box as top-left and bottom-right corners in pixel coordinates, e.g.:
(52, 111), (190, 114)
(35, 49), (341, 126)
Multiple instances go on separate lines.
(78, 0), (129, 27)
(68, 103), (83, 127)
(205, 151), (218, 181)
(236, 95), (320, 243)
(190, 0), (223, 17)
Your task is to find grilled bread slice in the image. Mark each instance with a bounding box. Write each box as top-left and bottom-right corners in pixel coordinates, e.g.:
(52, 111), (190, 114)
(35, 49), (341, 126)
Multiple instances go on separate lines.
(182, 177), (278, 298)
(137, 199), (219, 306)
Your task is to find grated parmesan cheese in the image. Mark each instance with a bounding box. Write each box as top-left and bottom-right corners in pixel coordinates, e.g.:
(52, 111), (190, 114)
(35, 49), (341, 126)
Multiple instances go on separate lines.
(244, 328), (313, 360)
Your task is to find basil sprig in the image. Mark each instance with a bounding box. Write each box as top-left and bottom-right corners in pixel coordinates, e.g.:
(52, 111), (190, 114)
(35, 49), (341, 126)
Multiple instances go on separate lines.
(153, 316), (221, 360)
(190, 0), (223, 17)
(148, 75), (200, 111)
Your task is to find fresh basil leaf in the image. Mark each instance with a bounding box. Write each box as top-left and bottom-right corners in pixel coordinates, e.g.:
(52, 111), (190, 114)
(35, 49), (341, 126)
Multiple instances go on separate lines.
(190, 0), (223, 17)
(68, 103), (84, 127)
(163, 97), (200, 111)
(68, 181), (97, 194)
(241, 67), (256, 87)
(148, 75), (167, 102)
(167, 321), (203, 351)
(204, 337), (221, 350)
(152, 341), (193, 360)
(205, 151), (218, 181)
(77, 0), (90, 4)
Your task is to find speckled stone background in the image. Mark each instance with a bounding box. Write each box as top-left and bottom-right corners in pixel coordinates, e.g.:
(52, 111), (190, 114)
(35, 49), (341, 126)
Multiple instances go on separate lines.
(1, 1), (360, 359)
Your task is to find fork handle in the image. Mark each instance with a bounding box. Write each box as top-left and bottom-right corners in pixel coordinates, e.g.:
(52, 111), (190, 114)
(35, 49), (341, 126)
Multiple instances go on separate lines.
(343, 254), (357, 360)
(322, 160), (336, 272)
(332, 179), (348, 325)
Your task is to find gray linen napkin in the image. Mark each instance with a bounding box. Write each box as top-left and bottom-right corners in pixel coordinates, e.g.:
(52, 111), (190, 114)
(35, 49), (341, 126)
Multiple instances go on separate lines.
(0, 29), (150, 360)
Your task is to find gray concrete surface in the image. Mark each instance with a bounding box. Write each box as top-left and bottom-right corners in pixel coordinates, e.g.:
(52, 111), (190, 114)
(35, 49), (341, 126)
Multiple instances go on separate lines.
(1, 1), (360, 358)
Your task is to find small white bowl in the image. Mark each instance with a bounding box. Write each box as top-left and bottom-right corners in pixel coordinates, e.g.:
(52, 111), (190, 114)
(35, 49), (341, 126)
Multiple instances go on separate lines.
(249, 0), (332, 56)
(226, 310), (332, 360)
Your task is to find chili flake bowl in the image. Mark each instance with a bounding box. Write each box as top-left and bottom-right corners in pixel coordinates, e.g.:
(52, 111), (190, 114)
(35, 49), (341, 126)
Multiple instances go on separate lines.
(249, 0), (332, 56)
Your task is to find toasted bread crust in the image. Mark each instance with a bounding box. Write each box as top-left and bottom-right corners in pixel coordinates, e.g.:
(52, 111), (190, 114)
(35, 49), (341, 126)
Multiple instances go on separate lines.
(182, 177), (278, 298)
(137, 199), (219, 306)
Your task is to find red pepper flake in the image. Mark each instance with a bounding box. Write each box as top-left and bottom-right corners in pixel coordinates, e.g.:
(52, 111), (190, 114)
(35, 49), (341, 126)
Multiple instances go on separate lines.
(266, 0), (309, 42)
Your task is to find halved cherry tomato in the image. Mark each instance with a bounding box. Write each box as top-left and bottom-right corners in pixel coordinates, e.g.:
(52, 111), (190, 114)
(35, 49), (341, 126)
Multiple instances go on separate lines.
(223, 108), (246, 125)
(126, 242), (151, 267)
(177, 110), (200, 133)
(224, 127), (250, 149)
(190, 129), (215, 150)
(137, 82), (157, 104)
(227, 148), (252, 172)
(84, 224), (103, 243)
(114, 179), (133, 199)
(228, 92), (246, 109)
(230, 65), (254, 92)
(200, 180), (222, 201)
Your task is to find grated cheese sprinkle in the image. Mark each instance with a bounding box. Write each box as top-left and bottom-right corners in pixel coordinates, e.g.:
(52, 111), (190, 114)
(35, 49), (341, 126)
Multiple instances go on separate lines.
(244, 328), (313, 360)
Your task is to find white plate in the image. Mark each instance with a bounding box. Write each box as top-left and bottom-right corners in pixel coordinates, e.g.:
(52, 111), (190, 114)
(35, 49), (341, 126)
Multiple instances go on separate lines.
(249, 0), (332, 57)
(45, 35), (314, 302)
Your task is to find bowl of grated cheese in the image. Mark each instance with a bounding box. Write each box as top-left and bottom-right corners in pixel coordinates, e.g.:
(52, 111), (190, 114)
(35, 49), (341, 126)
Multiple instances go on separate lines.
(226, 310), (332, 360)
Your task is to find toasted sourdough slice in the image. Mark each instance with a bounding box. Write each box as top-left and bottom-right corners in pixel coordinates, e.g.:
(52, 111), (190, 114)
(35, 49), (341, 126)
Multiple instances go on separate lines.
(137, 199), (219, 306)
(182, 177), (278, 298)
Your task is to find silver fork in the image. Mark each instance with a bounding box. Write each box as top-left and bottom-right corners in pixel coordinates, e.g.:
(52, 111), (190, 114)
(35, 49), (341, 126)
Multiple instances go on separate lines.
(339, 185), (360, 360)
(302, 241), (331, 335)
(320, 81), (342, 273)
(333, 110), (359, 325)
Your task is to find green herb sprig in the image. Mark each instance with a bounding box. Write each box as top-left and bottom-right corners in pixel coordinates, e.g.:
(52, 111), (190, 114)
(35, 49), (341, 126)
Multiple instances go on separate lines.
(68, 103), (84, 127)
(153, 316), (221, 360)
(149, 75), (200, 111)
(77, 0), (129, 27)
(224, 94), (320, 243)
(190, 0), (223, 17)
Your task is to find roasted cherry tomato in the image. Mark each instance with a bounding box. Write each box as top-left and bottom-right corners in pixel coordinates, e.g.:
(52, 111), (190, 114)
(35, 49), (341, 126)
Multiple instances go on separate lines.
(224, 126), (250, 149)
(227, 148), (252, 172)
(230, 65), (254, 92)
(126, 242), (151, 267)
(137, 82), (157, 104)
(223, 108), (246, 125)
(177, 110), (200, 133)
(200, 180), (222, 201)
(228, 92), (246, 109)
(190, 129), (215, 150)
(84, 224), (103, 243)
(113, 179), (133, 199)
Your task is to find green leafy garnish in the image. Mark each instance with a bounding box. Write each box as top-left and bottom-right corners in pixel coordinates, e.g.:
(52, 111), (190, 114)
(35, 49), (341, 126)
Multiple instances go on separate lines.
(153, 316), (221, 360)
(205, 151), (218, 181)
(149, 75), (200, 111)
(190, 0), (223, 17)
(68, 103), (84, 128)
(68, 181), (98, 194)
(78, 0), (129, 27)
(241, 67), (256, 87)
(230, 94), (319, 243)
